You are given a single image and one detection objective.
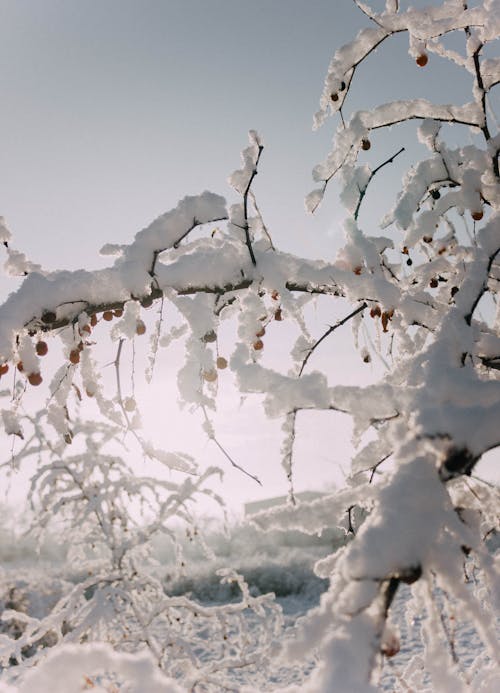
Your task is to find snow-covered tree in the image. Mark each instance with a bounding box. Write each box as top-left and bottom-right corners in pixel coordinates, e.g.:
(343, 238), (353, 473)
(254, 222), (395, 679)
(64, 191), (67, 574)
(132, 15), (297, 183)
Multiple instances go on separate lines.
(1, 1), (499, 690)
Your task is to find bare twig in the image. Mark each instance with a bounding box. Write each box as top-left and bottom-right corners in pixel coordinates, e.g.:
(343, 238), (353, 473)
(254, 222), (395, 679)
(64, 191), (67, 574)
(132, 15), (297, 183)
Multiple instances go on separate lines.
(242, 144), (264, 266)
(150, 215), (229, 276)
(298, 302), (367, 376)
(210, 437), (262, 486)
(201, 408), (262, 485)
(354, 147), (405, 220)
(346, 504), (356, 534)
(353, 0), (385, 27)
(369, 452), (392, 483)
(248, 189), (275, 251)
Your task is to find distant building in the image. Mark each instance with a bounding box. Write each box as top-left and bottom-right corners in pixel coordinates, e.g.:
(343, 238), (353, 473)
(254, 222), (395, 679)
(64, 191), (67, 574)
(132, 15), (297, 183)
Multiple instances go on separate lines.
(244, 491), (324, 517)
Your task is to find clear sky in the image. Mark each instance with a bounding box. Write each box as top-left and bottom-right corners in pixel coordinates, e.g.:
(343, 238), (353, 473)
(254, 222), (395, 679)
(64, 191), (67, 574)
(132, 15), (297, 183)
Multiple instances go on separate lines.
(1, 1), (496, 513)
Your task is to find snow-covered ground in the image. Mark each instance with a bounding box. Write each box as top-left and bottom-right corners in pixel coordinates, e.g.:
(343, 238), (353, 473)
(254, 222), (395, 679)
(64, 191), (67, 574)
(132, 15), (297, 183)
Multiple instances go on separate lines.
(1, 517), (498, 691)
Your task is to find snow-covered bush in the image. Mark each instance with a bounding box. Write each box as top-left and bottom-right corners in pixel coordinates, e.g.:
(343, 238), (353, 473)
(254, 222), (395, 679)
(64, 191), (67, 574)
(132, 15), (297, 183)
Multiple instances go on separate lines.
(1, 1), (499, 690)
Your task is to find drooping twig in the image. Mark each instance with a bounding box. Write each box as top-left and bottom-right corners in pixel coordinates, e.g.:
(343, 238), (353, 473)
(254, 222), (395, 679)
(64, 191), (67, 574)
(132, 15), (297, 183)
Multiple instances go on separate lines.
(298, 302), (367, 376)
(148, 295), (165, 381)
(201, 407), (262, 485)
(210, 435), (262, 486)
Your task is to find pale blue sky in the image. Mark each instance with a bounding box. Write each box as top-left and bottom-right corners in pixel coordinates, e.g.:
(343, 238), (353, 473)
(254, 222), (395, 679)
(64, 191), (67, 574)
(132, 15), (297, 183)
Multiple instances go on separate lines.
(0, 0), (470, 274)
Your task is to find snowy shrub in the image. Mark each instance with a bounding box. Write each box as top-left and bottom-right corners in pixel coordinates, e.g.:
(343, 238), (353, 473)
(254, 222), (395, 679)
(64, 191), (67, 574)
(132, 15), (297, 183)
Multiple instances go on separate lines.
(1, 0), (499, 690)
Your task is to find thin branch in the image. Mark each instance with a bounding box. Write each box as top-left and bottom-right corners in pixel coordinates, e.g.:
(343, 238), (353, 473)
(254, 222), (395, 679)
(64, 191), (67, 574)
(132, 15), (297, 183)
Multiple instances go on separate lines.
(382, 576), (400, 619)
(248, 189), (275, 251)
(298, 302), (367, 376)
(465, 246), (500, 325)
(201, 408), (262, 486)
(354, 147), (405, 220)
(210, 437), (262, 486)
(479, 355), (500, 370)
(346, 504), (356, 534)
(242, 145), (264, 267)
(353, 0), (385, 28)
(148, 295), (165, 380)
(369, 452), (393, 483)
(149, 215), (228, 276)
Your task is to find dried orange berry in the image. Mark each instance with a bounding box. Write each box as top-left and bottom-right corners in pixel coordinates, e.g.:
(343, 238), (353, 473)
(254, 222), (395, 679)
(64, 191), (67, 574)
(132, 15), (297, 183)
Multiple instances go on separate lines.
(0, 363), (9, 376)
(102, 311), (114, 321)
(253, 339), (264, 350)
(202, 369), (217, 382)
(27, 372), (42, 386)
(136, 320), (146, 336)
(416, 53), (428, 67)
(216, 356), (228, 369)
(36, 341), (48, 356)
(69, 349), (80, 364)
(202, 330), (216, 343)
